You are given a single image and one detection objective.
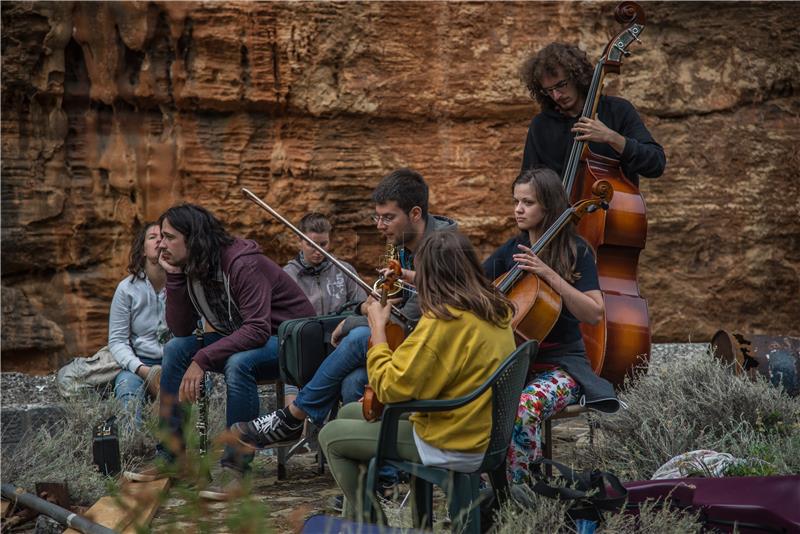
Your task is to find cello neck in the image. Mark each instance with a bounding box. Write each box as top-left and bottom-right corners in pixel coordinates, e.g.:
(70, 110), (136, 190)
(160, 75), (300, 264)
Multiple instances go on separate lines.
(562, 61), (607, 196)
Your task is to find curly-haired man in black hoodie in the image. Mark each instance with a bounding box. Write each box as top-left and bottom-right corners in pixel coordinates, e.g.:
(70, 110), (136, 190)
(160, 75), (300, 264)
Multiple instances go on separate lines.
(520, 42), (665, 185)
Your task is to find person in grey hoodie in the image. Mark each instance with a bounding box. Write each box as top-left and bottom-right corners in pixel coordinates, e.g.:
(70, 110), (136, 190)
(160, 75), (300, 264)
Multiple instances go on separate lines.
(234, 168), (457, 455)
(124, 203), (314, 501)
(109, 222), (169, 428)
(283, 212), (366, 317)
(281, 212), (367, 404)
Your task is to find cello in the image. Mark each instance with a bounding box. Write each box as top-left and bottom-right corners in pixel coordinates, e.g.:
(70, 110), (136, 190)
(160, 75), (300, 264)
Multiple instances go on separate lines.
(562, 1), (651, 386)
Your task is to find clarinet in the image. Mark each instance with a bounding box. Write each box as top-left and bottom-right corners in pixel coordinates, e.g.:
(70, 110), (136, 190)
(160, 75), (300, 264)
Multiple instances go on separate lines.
(193, 327), (208, 456)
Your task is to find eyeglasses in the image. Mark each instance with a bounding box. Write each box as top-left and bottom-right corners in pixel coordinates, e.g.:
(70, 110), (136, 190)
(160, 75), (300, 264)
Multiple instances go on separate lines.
(539, 78), (570, 97)
(371, 214), (397, 225)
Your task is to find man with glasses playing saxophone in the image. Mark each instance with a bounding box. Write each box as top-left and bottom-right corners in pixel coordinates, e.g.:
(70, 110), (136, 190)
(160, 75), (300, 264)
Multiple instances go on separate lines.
(233, 168), (456, 498)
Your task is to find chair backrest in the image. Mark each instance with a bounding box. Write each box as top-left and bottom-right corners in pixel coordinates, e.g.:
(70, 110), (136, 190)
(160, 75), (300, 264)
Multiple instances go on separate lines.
(479, 340), (537, 472)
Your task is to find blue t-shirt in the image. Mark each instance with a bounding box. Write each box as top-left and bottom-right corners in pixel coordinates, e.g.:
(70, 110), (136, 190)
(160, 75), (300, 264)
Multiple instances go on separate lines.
(483, 233), (599, 345)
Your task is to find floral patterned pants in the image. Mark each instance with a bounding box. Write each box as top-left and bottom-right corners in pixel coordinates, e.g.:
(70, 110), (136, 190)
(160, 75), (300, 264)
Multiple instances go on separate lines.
(506, 367), (581, 484)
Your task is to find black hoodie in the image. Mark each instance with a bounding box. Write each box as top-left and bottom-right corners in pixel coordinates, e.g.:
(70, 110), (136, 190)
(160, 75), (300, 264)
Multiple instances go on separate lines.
(522, 95), (665, 186)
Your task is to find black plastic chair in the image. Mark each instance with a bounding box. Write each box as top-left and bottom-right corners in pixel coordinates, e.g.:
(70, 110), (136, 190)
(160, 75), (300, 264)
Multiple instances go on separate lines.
(362, 340), (537, 533)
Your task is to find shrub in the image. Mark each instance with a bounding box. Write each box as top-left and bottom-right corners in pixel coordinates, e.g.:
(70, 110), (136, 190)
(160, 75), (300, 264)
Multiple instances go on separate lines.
(0, 379), (229, 506)
(1, 390), (157, 504)
(580, 349), (800, 480)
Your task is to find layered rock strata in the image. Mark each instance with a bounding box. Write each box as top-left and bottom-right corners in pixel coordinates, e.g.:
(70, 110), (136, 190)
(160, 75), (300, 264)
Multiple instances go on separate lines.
(2, 1), (798, 371)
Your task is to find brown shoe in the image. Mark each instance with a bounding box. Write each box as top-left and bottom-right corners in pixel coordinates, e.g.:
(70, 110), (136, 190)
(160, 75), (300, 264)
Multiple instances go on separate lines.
(198, 467), (245, 501)
(123, 463), (167, 482)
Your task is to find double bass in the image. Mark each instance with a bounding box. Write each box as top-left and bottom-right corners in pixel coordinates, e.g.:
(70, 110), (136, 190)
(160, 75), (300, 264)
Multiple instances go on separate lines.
(562, 1), (651, 386)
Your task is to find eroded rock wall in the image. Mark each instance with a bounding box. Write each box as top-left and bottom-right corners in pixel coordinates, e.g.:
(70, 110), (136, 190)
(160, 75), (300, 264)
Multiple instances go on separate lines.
(2, 1), (799, 372)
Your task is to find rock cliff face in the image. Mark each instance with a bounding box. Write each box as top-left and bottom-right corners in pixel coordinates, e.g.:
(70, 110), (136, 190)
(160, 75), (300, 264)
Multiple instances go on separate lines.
(2, 1), (799, 372)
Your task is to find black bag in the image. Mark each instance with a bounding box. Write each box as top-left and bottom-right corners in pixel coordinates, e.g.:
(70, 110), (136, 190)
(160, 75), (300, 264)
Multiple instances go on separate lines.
(92, 416), (121, 476)
(528, 458), (628, 523)
(278, 314), (351, 387)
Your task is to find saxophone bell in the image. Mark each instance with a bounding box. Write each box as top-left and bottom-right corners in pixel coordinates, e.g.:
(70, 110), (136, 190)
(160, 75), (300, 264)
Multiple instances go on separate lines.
(373, 243), (404, 298)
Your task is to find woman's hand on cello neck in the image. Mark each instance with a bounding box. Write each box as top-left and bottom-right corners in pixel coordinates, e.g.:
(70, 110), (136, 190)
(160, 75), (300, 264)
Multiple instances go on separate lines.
(513, 244), (558, 286)
(366, 297), (393, 346)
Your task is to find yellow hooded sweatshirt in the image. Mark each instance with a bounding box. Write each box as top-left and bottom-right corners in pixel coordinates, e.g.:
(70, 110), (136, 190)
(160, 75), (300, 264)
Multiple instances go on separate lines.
(367, 306), (515, 454)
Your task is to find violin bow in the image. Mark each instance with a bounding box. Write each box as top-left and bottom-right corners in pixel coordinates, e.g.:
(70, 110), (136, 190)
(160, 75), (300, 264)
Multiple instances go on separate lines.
(242, 188), (413, 326)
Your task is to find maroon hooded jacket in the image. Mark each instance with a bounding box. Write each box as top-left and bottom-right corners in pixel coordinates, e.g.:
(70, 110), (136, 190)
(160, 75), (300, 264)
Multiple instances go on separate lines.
(165, 239), (315, 370)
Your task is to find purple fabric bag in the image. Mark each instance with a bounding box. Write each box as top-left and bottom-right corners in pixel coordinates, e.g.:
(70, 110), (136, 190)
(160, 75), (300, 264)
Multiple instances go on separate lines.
(625, 476), (800, 533)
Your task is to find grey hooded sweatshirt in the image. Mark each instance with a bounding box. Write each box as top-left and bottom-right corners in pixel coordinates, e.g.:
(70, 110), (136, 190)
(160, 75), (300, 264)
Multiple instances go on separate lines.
(283, 255), (367, 316)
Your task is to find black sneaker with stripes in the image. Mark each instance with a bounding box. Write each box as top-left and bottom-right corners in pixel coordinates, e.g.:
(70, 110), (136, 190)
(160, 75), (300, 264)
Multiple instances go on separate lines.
(233, 409), (303, 449)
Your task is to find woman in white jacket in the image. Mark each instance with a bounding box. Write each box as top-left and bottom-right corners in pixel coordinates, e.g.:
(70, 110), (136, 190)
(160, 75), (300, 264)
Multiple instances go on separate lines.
(109, 222), (169, 427)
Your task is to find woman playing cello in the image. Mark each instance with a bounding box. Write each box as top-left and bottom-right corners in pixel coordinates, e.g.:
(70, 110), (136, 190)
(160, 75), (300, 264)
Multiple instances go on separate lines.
(483, 167), (620, 484)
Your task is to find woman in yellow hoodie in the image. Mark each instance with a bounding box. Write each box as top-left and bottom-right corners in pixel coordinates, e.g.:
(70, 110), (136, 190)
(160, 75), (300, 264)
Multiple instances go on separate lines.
(318, 230), (516, 521)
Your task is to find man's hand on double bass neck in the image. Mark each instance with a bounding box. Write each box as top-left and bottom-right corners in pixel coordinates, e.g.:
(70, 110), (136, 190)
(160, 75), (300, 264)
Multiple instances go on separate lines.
(571, 116), (627, 154)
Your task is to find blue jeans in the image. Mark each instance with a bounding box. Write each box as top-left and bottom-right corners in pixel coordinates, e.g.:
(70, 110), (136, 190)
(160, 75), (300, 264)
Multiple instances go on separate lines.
(160, 333), (280, 471)
(341, 367), (369, 404)
(293, 327), (398, 484)
(114, 356), (161, 429)
(294, 327), (370, 425)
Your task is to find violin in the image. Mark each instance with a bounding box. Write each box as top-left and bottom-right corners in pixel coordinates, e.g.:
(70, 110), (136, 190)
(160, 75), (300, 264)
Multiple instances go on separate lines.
(561, 2), (651, 386)
(372, 258), (407, 350)
(362, 258), (404, 422)
(495, 181), (614, 344)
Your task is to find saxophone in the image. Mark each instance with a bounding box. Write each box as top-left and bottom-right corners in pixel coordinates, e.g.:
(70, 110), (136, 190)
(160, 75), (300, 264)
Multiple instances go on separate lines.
(372, 242), (404, 298)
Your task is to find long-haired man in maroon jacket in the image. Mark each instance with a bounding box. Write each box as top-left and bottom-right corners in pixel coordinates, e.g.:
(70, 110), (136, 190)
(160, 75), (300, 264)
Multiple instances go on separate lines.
(125, 203), (314, 501)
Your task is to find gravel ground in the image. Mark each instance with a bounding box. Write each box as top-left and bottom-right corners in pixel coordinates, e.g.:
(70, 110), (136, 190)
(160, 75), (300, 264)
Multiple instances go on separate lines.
(0, 373), (61, 406)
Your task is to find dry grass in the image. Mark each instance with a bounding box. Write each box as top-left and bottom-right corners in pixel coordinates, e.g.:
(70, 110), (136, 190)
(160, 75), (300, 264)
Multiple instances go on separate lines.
(3, 351), (798, 532)
(1, 388), (157, 504)
(492, 486), (704, 534)
(0, 381), (229, 506)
